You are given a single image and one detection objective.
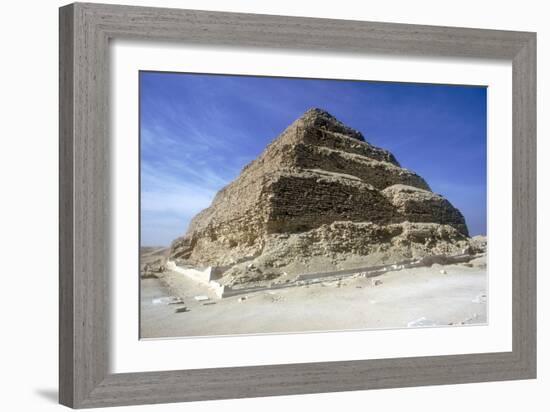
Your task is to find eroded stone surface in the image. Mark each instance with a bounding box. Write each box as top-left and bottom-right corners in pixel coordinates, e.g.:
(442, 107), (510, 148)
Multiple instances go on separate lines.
(170, 108), (474, 285)
(382, 184), (468, 236)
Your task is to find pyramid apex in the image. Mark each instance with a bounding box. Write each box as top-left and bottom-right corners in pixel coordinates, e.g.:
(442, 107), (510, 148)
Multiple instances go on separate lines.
(296, 108), (365, 142)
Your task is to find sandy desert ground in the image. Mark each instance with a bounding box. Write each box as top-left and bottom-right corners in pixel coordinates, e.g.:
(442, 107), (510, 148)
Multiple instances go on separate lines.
(140, 251), (487, 339)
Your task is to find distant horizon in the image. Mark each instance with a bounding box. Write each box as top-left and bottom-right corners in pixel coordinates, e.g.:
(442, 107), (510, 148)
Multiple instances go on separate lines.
(140, 71), (487, 246)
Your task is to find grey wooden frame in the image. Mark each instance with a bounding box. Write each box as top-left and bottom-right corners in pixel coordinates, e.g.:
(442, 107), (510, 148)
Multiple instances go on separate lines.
(59, 2), (536, 409)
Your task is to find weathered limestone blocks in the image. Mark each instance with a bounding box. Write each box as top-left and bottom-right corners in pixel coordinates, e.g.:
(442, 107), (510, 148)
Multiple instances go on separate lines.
(169, 108), (473, 283)
(289, 144), (430, 190)
(382, 184), (468, 236)
(266, 170), (394, 233)
(219, 221), (472, 287)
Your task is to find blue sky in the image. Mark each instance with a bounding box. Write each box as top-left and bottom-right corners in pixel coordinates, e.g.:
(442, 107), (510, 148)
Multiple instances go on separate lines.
(140, 71), (487, 246)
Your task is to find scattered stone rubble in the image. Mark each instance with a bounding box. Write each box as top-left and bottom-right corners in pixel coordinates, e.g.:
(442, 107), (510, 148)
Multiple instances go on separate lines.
(141, 260), (166, 279)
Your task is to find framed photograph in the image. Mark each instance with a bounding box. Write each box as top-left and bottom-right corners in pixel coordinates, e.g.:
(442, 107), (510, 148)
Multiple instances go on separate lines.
(59, 2), (536, 408)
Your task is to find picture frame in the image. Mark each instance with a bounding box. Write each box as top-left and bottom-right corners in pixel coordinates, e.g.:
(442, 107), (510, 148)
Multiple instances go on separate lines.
(59, 2), (536, 408)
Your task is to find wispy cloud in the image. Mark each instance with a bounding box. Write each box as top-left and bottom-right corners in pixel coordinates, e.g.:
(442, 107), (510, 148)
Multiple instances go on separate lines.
(140, 162), (225, 245)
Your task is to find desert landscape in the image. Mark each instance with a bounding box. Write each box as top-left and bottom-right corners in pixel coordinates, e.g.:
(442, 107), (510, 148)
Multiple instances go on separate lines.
(140, 108), (487, 338)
